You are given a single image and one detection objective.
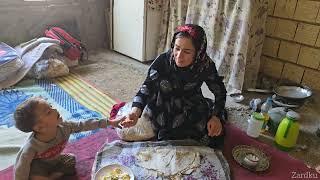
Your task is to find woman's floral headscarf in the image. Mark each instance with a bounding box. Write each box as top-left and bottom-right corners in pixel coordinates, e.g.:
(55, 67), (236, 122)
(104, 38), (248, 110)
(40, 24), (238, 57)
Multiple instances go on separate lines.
(170, 24), (211, 74)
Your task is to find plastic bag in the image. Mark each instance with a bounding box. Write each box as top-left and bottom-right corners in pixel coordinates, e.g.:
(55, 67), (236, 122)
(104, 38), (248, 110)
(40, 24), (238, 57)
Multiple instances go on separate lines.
(115, 102), (155, 141)
(27, 46), (69, 79)
(27, 58), (69, 79)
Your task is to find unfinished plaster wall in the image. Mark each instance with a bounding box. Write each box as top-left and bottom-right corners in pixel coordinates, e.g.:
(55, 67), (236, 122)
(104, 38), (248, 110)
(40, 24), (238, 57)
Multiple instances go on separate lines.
(260, 0), (320, 91)
(0, 0), (109, 50)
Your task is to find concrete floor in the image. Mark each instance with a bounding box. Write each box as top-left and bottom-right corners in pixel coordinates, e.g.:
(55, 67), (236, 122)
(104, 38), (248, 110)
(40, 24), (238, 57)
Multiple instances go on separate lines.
(71, 49), (320, 170)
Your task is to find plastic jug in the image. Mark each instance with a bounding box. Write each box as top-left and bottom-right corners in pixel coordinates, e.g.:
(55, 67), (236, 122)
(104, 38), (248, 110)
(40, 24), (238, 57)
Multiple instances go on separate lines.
(275, 111), (300, 151)
(246, 112), (265, 138)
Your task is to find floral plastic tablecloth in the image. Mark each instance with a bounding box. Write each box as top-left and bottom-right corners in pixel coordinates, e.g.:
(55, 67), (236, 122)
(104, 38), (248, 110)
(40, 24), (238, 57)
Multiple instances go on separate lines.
(92, 140), (230, 180)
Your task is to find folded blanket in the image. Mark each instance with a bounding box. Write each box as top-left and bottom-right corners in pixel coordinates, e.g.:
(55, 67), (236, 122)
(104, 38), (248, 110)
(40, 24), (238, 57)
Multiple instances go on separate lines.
(0, 43), (24, 82)
(0, 38), (60, 89)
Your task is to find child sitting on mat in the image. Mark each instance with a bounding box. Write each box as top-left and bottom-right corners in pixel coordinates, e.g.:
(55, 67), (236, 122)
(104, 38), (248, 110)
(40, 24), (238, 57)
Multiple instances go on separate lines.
(13, 96), (125, 180)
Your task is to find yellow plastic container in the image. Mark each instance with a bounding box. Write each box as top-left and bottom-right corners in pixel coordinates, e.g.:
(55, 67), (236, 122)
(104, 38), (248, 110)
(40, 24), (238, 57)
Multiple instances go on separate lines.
(275, 111), (300, 151)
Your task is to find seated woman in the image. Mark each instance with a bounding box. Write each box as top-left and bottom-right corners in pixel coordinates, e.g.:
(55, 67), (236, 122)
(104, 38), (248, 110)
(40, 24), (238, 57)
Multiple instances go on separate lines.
(121, 24), (227, 148)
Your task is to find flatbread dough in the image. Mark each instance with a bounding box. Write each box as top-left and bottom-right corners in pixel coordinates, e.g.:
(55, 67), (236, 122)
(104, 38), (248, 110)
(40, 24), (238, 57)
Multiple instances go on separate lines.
(136, 147), (200, 178)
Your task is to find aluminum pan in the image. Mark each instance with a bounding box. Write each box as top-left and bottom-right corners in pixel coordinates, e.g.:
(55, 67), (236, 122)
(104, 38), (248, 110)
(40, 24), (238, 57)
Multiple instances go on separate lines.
(274, 86), (312, 100)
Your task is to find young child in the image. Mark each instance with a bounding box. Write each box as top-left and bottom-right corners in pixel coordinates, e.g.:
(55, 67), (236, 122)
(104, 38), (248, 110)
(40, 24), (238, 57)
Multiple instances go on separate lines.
(13, 97), (125, 180)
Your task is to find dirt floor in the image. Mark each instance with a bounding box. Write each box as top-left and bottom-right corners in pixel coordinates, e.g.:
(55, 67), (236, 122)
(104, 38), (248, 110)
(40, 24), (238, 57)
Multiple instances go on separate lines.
(71, 49), (319, 171)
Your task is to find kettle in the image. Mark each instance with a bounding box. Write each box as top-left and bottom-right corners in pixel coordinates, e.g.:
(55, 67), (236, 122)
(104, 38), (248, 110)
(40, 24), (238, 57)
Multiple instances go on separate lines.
(275, 111), (300, 151)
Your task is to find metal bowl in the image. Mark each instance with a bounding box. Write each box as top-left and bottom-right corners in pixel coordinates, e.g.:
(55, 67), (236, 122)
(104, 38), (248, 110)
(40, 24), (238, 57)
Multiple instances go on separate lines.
(273, 86), (312, 100)
(94, 164), (134, 180)
(243, 153), (260, 167)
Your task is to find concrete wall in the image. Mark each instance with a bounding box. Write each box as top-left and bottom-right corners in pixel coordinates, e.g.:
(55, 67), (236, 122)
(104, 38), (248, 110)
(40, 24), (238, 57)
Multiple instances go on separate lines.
(0, 0), (109, 50)
(260, 0), (320, 91)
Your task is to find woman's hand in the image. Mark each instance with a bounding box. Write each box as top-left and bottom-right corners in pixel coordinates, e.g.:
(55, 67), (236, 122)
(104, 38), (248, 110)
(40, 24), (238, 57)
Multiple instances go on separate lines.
(120, 107), (142, 128)
(207, 115), (223, 137)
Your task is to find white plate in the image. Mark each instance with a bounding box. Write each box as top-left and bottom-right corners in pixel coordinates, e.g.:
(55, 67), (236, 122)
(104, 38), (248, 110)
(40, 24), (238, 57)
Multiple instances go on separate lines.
(94, 164), (134, 180)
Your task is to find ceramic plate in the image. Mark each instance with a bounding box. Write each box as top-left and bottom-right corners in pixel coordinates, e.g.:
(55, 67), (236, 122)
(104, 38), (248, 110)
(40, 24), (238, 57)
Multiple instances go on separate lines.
(232, 145), (270, 172)
(94, 164), (134, 180)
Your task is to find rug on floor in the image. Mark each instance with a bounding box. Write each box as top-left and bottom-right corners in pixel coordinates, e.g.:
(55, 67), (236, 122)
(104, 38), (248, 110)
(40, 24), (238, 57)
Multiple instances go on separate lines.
(224, 123), (319, 180)
(2, 123), (318, 180)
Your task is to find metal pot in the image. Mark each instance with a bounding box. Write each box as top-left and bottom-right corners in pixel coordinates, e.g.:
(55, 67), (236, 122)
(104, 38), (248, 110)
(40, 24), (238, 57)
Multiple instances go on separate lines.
(273, 85), (312, 101)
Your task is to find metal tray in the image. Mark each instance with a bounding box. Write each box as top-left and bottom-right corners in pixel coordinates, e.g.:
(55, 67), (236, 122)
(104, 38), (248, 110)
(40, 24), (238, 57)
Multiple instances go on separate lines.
(273, 86), (312, 100)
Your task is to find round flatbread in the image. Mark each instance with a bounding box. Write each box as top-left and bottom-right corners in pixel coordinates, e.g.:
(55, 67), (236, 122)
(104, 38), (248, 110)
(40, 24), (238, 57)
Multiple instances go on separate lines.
(136, 147), (200, 177)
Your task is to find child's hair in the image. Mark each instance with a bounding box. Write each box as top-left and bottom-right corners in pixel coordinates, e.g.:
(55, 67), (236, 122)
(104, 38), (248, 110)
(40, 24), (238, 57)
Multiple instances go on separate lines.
(14, 97), (42, 132)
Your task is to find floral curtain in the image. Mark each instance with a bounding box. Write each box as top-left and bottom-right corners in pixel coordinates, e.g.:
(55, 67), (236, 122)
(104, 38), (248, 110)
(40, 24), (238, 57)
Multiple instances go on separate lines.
(155, 0), (268, 94)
